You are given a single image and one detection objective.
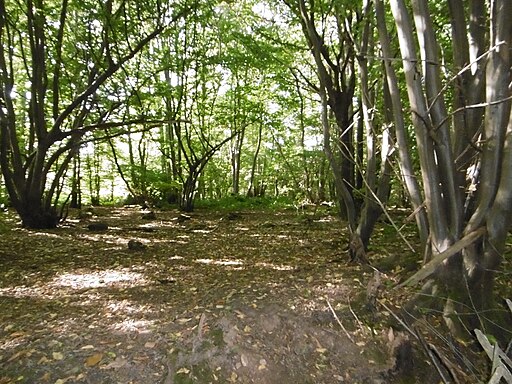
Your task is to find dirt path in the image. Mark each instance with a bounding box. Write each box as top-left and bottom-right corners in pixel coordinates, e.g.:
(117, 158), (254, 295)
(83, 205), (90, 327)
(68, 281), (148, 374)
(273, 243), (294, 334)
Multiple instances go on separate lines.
(0, 207), (435, 383)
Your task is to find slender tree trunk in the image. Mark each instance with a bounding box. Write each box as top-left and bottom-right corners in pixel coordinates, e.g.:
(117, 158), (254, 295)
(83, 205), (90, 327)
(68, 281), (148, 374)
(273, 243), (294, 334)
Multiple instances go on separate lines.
(390, 0), (453, 254)
(461, 0), (512, 333)
(231, 129), (244, 195)
(70, 153), (82, 209)
(376, 0), (429, 250)
(354, 4), (394, 248)
(247, 119), (263, 197)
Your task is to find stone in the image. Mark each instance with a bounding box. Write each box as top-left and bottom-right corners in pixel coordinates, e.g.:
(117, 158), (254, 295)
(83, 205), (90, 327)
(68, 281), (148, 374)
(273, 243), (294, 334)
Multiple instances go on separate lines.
(87, 222), (108, 231)
(128, 239), (146, 251)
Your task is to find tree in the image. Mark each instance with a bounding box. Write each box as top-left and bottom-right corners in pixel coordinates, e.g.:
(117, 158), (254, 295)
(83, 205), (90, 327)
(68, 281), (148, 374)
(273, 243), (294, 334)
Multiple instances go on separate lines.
(283, 0), (395, 259)
(0, 0), (187, 228)
(381, 0), (512, 337)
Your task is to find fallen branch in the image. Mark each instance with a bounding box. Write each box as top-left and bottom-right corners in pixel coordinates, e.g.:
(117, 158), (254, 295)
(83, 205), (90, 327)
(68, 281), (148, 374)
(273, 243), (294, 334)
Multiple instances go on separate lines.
(400, 227), (486, 287)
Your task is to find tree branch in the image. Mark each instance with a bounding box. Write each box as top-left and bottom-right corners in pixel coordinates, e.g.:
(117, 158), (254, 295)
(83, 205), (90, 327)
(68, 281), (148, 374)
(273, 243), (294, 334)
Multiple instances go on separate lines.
(400, 227), (487, 287)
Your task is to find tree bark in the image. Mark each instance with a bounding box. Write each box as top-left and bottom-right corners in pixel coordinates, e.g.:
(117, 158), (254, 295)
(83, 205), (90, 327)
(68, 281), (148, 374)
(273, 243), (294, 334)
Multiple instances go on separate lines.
(375, 0), (429, 248)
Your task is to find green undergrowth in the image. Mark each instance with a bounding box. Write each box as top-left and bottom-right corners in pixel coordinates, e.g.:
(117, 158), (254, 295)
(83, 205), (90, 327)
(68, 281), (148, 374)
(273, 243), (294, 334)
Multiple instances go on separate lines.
(194, 195), (296, 212)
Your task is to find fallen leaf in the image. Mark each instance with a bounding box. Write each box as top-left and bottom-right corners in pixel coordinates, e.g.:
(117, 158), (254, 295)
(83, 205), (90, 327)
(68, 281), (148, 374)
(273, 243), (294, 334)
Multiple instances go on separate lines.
(80, 345), (95, 350)
(6, 350), (25, 362)
(52, 352), (64, 361)
(38, 356), (50, 364)
(176, 367), (190, 374)
(103, 357), (128, 370)
(258, 358), (267, 370)
(85, 353), (103, 367)
(144, 341), (156, 349)
(234, 310), (245, 319)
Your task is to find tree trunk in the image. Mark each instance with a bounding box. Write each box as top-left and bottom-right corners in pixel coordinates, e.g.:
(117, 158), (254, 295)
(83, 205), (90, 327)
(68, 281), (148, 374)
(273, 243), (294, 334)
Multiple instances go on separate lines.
(180, 173), (197, 212)
(69, 154), (82, 209)
(375, 0), (429, 249)
(247, 119), (263, 198)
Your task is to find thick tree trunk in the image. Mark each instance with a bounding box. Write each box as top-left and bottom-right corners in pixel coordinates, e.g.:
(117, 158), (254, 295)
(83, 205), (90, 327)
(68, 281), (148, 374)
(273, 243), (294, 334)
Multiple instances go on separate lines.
(18, 201), (59, 229)
(180, 173), (198, 212)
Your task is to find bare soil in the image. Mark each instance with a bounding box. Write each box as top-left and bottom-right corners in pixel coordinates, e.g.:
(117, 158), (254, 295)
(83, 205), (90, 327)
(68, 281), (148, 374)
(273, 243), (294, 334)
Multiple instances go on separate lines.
(0, 206), (472, 383)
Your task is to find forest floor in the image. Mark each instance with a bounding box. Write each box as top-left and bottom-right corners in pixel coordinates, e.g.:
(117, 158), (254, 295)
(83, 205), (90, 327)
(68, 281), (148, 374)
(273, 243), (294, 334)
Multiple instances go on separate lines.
(0, 205), (503, 383)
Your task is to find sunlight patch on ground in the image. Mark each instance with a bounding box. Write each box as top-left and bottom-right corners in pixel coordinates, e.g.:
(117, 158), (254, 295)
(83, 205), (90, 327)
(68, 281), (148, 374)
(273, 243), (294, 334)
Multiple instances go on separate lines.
(190, 229), (215, 234)
(25, 231), (62, 239)
(79, 233), (119, 243)
(79, 233), (150, 249)
(51, 270), (148, 289)
(195, 258), (244, 266)
(0, 286), (42, 299)
(255, 262), (294, 271)
(0, 271), (149, 300)
(139, 222), (160, 228)
(110, 318), (155, 333)
(192, 258), (294, 272)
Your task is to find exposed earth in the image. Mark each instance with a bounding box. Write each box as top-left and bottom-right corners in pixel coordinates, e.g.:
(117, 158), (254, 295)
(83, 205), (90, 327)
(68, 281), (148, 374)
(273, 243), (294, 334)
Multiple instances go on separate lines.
(0, 206), (491, 383)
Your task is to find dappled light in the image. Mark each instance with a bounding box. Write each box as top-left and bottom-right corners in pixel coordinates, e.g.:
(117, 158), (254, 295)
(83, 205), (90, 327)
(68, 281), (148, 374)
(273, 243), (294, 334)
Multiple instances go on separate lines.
(52, 270), (148, 290)
(195, 258), (244, 267)
(0, 269), (150, 300)
(109, 318), (155, 333)
(2, 0), (511, 381)
(255, 262), (294, 271)
(25, 231), (62, 239)
(1, 207), (499, 383)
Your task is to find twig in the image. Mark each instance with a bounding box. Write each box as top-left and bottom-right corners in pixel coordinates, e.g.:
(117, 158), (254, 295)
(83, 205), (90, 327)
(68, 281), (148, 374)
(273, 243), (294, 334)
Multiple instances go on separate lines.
(348, 299), (366, 335)
(429, 341), (462, 384)
(326, 299), (354, 343)
(197, 313), (206, 339)
(415, 327), (452, 384)
(378, 299), (418, 340)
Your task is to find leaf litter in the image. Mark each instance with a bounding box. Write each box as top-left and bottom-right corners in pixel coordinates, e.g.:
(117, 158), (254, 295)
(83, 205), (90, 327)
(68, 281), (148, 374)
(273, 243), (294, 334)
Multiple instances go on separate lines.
(0, 206), (443, 383)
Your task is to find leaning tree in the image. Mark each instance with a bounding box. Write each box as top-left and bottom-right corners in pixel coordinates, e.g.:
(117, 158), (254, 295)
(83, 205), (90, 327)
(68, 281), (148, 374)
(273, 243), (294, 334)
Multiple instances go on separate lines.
(0, 0), (188, 228)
